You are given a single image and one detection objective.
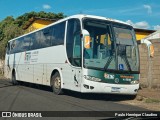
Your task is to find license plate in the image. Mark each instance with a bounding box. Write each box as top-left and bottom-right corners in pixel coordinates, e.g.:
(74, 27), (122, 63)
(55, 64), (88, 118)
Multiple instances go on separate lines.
(111, 87), (120, 92)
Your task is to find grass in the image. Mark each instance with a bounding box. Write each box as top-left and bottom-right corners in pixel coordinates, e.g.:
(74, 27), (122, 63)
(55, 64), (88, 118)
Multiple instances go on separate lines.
(145, 98), (160, 103)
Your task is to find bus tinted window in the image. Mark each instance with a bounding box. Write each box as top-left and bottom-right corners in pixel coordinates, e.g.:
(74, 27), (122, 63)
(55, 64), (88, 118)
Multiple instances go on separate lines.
(10, 38), (24, 53)
(51, 22), (65, 46)
(30, 28), (52, 50)
(10, 40), (16, 54)
(16, 38), (24, 53)
(10, 36), (31, 54)
(23, 35), (31, 51)
(43, 28), (52, 47)
(9, 21), (66, 54)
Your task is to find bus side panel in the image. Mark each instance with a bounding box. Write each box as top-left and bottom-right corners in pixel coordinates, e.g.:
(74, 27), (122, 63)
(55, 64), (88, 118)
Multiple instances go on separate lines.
(34, 64), (43, 84)
(61, 64), (72, 89)
(43, 64), (49, 85)
(59, 64), (82, 92)
(8, 53), (18, 79)
(26, 64), (34, 83)
(16, 64), (24, 81)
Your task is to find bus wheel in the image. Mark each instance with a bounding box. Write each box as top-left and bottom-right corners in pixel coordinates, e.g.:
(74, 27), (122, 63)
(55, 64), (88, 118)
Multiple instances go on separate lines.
(128, 95), (137, 100)
(12, 72), (18, 85)
(51, 72), (63, 95)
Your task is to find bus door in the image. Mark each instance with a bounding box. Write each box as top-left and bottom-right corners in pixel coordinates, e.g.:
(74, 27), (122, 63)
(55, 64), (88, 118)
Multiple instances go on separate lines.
(66, 19), (82, 90)
(72, 67), (81, 88)
(72, 32), (82, 88)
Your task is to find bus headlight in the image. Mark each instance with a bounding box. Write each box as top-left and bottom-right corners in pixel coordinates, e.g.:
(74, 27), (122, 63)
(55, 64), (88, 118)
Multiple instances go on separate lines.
(131, 80), (139, 84)
(84, 75), (101, 82)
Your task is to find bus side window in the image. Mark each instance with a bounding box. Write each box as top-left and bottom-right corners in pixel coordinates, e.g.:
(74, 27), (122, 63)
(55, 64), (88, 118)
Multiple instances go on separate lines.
(30, 33), (38, 50)
(10, 40), (16, 54)
(52, 22), (65, 46)
(43, 28), (52, 47)
(15, 38), (23, 53)
(33, 31), (41, 49)
(37, 31), (45, 49)
(23, 36), (31, 51)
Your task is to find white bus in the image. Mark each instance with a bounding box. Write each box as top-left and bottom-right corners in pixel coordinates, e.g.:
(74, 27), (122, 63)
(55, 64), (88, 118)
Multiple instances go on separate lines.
(4, 14), (140, 95)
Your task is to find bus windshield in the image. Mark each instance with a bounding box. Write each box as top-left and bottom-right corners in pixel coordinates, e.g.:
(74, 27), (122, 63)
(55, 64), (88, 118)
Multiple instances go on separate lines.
(83, 18), (139, 72)
(114, 27), (139, 72)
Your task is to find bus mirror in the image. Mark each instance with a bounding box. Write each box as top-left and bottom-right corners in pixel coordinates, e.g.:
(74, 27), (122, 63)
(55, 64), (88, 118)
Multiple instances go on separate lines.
(82, 29), (91, 49)
(84, 36), (91, 49)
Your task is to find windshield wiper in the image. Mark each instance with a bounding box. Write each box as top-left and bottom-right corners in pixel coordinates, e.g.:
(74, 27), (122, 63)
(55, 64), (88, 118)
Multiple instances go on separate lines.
(117, 44), (132, 72)
(104, 47), (132, 72)
(120, 55), (132, 71)
(104, 56), (114, 70)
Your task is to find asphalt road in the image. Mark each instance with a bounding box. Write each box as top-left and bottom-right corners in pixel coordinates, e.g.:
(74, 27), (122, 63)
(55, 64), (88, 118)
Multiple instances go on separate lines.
(0, 79), (148, 120)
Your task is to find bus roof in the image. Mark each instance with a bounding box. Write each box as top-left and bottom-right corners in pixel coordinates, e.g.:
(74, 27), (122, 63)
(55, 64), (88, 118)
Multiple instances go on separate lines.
(8, 14), (131, 42)
(68, 14), (130, 25)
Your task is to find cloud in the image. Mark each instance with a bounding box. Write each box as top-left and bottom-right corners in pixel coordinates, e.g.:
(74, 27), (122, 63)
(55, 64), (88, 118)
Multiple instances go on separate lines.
(135, 21), (150, 29)
(43, 4), (51, 9)
(153, 25), (160, 30)
(143, 5), (152, 14)
(126, 20), (150, 29)
(126, 20), (134, 25)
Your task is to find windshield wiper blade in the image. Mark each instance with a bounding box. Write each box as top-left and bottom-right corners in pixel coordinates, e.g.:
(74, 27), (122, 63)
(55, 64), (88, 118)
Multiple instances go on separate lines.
(104, 56), (113, 70)
(120, 55), (132, 72)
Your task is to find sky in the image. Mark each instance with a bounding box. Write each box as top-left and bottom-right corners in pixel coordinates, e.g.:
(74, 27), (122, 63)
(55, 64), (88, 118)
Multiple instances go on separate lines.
(0, 0), (160, 30)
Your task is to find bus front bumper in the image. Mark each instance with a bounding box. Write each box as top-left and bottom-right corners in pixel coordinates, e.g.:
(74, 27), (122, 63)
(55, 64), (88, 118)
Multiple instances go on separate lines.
(81, 80), (139, 95)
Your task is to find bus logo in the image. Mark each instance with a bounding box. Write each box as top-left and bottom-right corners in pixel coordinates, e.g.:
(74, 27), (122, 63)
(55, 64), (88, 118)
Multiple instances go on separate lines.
(104, 73), (114, 79)
(24, 52), (31, 62)
(115, 78), (119, 83)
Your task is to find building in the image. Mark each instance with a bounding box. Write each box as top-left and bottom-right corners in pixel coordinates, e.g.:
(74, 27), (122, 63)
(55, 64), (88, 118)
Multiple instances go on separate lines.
(23, 17), (57, 33)
(141, 30), (160, 40)
(134, 28), (155, 41)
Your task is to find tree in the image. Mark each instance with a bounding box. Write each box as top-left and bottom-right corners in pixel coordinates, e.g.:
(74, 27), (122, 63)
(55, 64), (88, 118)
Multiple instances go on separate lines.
(0, 16), (24, 59)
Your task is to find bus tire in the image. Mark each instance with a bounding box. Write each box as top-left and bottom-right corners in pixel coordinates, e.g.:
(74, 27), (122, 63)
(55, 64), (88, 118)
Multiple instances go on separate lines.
(132, 95), (137, 99)
(51, 72), (63, 95)
(127, 94), (137, 100)
(12, 71), (18, 85)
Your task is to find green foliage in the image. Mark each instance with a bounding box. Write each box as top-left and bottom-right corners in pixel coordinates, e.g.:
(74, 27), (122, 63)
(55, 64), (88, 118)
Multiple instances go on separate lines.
(15, 11), (65, 27)
(0, 11), (66, 59)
